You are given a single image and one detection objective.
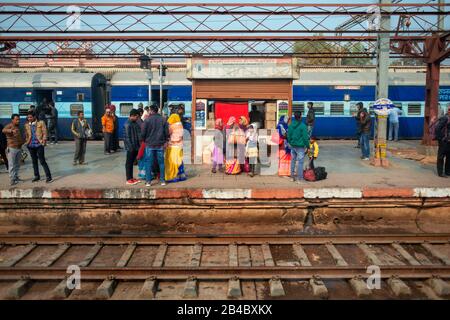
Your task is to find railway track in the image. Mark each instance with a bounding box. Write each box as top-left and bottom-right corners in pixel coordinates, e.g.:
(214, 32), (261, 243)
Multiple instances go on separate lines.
(0, 234), (449, 299)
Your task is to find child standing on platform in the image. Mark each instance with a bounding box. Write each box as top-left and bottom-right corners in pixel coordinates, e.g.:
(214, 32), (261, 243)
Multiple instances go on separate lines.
(307, 136), (319, 170)
(246, 123), (259, 177)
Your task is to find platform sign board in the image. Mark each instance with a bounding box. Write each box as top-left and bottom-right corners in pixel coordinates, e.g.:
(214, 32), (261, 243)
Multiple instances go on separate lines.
(188, 57), (298, 79)
(277, 100), (289, 122)
(195, 99), (207, 129)
(439, 88), (450, 101)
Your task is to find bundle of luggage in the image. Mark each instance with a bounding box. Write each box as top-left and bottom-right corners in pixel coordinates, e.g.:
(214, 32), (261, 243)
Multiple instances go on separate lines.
(303, 166), (327, 182)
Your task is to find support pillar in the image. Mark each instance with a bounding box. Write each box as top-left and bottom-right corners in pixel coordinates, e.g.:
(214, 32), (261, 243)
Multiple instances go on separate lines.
(422, 37), (443, 146)
(373, 0), (391, 167)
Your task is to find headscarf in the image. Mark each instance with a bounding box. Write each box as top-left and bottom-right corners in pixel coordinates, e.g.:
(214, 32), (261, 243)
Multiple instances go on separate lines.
(168, 114), (183, 148)
(246, 122), (258, 142)
(277, 115), (289, 137)
(107, 104), (116, 113)
(226, 116), (236, 129)
(168, 113), (181, 125)
(239, 116), (249, 128)
(215, 118), (223, 130)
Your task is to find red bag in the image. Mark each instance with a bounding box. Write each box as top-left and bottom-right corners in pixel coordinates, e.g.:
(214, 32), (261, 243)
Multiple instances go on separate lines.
(243, 159), (251, 173)
(303, 168), (316, 182)
(137, 142), (146, 160)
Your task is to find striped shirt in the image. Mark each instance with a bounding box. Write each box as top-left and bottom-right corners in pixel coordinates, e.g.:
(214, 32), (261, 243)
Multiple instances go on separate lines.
(29, 122), (41, 148)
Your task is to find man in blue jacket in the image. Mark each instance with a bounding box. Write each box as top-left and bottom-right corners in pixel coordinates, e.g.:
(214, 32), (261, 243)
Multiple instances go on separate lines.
(287, 111), (310, 183)
(140, 104), (169, 187)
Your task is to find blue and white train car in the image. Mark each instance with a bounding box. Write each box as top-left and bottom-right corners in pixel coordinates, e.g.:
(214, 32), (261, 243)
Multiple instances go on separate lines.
(293, 69), (450, 139)
(0, 72), (107, 139)
(110, 71), (192, 137)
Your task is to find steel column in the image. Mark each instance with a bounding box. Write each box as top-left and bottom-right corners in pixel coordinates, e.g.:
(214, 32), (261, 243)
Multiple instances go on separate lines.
(374, 0), (391, 167)
(423, 36), (445, 145)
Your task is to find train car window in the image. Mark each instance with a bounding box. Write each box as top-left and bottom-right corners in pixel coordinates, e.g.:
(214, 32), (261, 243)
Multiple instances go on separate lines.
(313, 102), (325, 116)
(70, 104), (84, 117)
(292, 102), (304, 114)
(330, 103), (344, 116)
(18, 104), (31, 116)
(349, 103), (360, 115)
(77, 93), (85, 102)
(407, 103), (422, 116)
(0, 104), (12, 118)
(120, 103), (134, 116)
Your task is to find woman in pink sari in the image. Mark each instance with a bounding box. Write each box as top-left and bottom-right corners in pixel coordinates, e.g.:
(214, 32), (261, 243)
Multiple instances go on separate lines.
(211, 118), (225, 173)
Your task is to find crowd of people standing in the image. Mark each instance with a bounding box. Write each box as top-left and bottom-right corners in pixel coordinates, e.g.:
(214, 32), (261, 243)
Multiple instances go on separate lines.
(121, 104), (187, 186)
(0, 100), (448, 187)
(209, 108), (315, 183)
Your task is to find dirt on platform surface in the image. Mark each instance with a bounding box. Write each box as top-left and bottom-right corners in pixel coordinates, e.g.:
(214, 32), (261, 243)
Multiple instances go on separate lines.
(388, 147), (436, 165)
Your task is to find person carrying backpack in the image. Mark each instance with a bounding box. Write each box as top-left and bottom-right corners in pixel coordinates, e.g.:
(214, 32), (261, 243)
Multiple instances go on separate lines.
(435, 105), (450, 178)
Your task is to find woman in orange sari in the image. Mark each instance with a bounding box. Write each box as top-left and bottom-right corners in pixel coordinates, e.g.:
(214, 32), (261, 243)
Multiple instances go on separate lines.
(225, 116), (247, 174)
(165, 114), (187, 183)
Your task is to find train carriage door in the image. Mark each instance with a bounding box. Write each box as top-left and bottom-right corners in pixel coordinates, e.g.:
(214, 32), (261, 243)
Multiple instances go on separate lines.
(91, 74), (107, 139)
(34, 89), (54, 106)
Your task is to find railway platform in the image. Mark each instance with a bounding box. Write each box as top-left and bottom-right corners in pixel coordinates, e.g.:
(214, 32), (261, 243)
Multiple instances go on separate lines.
(0, 139), (447, 190)
(0, 140), (449, 236)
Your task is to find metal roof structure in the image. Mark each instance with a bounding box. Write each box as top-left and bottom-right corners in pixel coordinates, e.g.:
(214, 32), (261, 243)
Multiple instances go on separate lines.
(0, 2), (447, 59)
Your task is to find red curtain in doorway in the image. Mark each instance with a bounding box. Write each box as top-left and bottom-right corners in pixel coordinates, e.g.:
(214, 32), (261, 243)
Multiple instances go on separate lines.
(215, 101), (249, 126)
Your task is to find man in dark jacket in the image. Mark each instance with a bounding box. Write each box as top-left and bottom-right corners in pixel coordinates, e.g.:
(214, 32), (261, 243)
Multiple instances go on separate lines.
(36, 98), (50, 127)
(71, 111), (91, 165)
(436, 105), (450, 178)
(354, 102), (364, 148)
(140, 104), (169, 187)
(124, 109), (142, 185)
(287, 111), (310, 183)
(47, 101), (58, 144)
(110, 105), (121, 152)
(359, 108), (371, 160)
(249, 105), (264, 129)
(306, 102), (315, 137)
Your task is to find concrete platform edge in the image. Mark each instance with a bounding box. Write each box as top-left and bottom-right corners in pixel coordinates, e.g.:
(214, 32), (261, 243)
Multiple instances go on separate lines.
(1, 187), (450, 200)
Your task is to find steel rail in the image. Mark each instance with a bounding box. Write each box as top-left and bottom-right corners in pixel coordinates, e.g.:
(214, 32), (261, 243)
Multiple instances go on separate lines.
(0, 234), (448, 245)
(0, 265), (449, 280)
